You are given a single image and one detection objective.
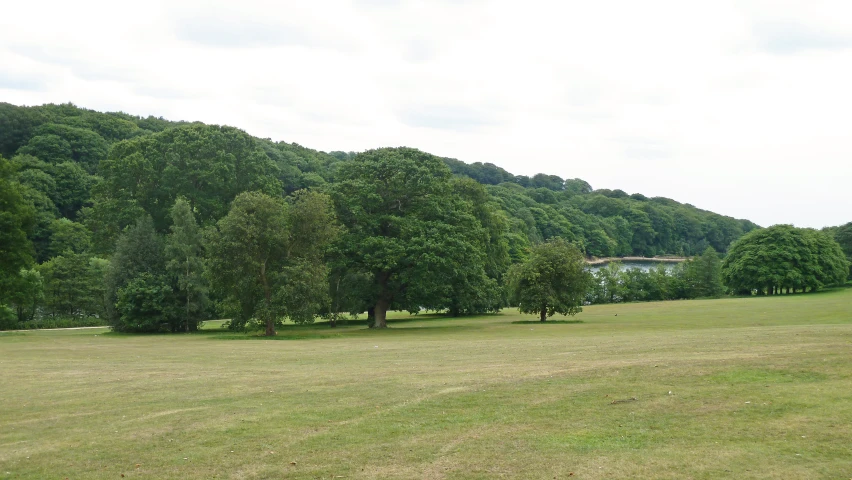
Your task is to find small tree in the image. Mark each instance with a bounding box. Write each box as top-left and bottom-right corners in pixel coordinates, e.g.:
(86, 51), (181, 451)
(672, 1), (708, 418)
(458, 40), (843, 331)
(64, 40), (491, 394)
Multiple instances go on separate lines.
(8, 268), (43, 322)
(592, 261), (623, 304)
(115, 273), (178, 332)
(507, 238), (592, 321)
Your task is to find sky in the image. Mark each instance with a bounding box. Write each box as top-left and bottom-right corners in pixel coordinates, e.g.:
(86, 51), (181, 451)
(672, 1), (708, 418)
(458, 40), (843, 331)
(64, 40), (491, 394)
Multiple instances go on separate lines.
(2, 0), (851, 228)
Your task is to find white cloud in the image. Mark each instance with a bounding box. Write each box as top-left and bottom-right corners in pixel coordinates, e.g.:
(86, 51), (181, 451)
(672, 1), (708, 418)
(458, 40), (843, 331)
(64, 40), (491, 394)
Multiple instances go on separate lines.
(1, 0), (851, 228)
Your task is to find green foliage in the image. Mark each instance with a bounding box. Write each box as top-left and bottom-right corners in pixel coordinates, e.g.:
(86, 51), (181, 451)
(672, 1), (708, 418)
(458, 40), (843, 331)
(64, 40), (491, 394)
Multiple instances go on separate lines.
(206, 191), (338, 335)
(0, 102), (791, 332)
(0, 155), (36, 303)
(16, 134), (73, 165)
(10, 315), (104, 330)
(439, 178), (510, 315)
(49, 218), (92, 257)
(331, 147), (495, 326)
(0, 102), (48, 158)
(38, 253), (107, 319)
(590, 262), (625, 303)
(49, 161), (94, 219)
(587, 254), (725, 305)
(832, 222), (852, 279)
(0, 305), (17, 330)
(686, 247), (724, 298)
(442, 157), (515, 185)
(165, 197), (209, 332)
(115, 273), (177, 333)
(87, 257), (111, 319)
(17, 187), (59, 263)
(60, 111), (141, 142)
(32, 123), (109, 173)
(12, 154), (57, 196)
(90, 124), (282, 250)
(6, 268), (43, 322)
(105, 216), (168, 330)
(722, 225), (849, 295)
(507, 238), (592, 321)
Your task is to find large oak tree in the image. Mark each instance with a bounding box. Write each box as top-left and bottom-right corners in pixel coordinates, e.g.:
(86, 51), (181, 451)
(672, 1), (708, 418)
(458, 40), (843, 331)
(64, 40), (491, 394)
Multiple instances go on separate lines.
(331, 147), (494, 328)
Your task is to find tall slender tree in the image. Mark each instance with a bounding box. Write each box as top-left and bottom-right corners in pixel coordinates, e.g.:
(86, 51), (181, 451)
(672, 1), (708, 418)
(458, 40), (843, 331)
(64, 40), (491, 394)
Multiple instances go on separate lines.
(165, 197), (208, 332)
(688, 247), (724, 297)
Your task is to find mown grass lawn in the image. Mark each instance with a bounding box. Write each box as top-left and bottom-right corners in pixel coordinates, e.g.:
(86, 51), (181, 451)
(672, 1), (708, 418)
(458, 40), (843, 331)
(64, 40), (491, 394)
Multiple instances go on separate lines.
(1, 289), (851, 479)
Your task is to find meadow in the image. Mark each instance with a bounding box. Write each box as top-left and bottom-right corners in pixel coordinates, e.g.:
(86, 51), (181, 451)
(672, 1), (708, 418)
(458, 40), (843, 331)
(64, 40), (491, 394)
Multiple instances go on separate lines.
(1, 289), (851, 479)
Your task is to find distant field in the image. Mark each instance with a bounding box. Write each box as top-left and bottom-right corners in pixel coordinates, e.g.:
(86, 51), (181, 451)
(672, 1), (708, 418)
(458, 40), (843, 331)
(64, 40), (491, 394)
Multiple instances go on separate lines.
(1, 289), (851, 479)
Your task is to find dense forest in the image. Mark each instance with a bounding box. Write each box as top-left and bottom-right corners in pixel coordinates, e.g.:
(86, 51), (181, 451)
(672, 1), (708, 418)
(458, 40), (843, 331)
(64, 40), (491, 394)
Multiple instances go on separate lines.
(1, 102), (846, 332)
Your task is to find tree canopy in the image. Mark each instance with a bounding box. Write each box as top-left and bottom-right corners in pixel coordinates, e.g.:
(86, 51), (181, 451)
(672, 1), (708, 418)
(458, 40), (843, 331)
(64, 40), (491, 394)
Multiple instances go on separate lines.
(831, 222), (852, 280)
(89, 123), (281, 250)
(4, 101), (834, 333)
(206, 191), (338, 335)
(0, 155), (36, 305)
(507, 238), (592, 321)
(722, 225), (848, 295)
(331, 147), (496, 327)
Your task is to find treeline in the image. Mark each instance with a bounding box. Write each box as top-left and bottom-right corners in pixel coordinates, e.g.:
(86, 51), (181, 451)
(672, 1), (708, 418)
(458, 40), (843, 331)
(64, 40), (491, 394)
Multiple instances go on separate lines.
(0, 102), (848, 332)
(0, 102), (761, 260)
(588, 247), (724, 304)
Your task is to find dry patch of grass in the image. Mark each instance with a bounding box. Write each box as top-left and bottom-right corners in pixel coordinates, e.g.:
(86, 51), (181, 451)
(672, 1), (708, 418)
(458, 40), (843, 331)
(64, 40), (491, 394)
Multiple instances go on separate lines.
(1, 289), (851, 479)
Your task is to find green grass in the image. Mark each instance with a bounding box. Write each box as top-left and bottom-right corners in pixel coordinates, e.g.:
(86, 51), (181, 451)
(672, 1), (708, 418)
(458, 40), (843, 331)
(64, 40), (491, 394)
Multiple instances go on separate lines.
(1, 290), (851, 479)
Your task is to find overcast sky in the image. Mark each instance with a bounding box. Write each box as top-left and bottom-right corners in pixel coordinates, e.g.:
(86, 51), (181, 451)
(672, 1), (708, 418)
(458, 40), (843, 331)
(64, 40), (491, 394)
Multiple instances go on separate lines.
(2, 0), (850, 228)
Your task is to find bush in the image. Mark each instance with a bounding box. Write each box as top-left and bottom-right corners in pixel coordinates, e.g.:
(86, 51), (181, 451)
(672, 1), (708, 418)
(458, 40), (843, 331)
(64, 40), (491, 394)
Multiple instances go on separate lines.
(0, 306), (18, 330)
(14, 316), (105, 330)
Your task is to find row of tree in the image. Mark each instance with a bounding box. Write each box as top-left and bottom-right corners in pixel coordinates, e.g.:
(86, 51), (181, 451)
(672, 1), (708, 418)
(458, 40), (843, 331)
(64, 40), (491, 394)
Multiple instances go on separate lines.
(499, 226), (848, 322)
(722, 225), (849, 295)
(1, 102), (761, 263)
(1, 102), (850, 331)
(588, 247), (724, 304)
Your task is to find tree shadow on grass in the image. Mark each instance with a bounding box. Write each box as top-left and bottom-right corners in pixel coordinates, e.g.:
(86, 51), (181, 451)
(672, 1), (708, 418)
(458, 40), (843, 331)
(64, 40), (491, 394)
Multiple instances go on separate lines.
(210, 313), (502, 340)
(511, 320), (584, 325)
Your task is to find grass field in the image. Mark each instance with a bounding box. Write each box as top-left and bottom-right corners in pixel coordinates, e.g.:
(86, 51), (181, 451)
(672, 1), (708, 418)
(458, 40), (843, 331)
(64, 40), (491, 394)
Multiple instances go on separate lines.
(1, 289), (851, 479)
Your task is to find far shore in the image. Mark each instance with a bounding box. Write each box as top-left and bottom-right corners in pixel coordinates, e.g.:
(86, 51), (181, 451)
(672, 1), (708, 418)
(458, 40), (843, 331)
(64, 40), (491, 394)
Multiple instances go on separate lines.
(585, 256), (689, 266)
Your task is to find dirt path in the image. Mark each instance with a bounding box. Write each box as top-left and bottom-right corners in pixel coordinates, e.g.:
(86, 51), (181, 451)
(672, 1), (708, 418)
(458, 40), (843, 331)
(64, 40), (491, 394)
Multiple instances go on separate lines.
(2, 325), (108, 333)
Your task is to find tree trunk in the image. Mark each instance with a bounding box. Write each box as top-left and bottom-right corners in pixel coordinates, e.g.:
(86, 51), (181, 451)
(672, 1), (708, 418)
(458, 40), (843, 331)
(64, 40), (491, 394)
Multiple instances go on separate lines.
(185, 291), (190, 332)
(540, 306), (547, 322)
(373, 297), (389, 328)
(372, 272), (392, 329)
(261, 261), (276, 336)
(185, 260), (191, 332)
